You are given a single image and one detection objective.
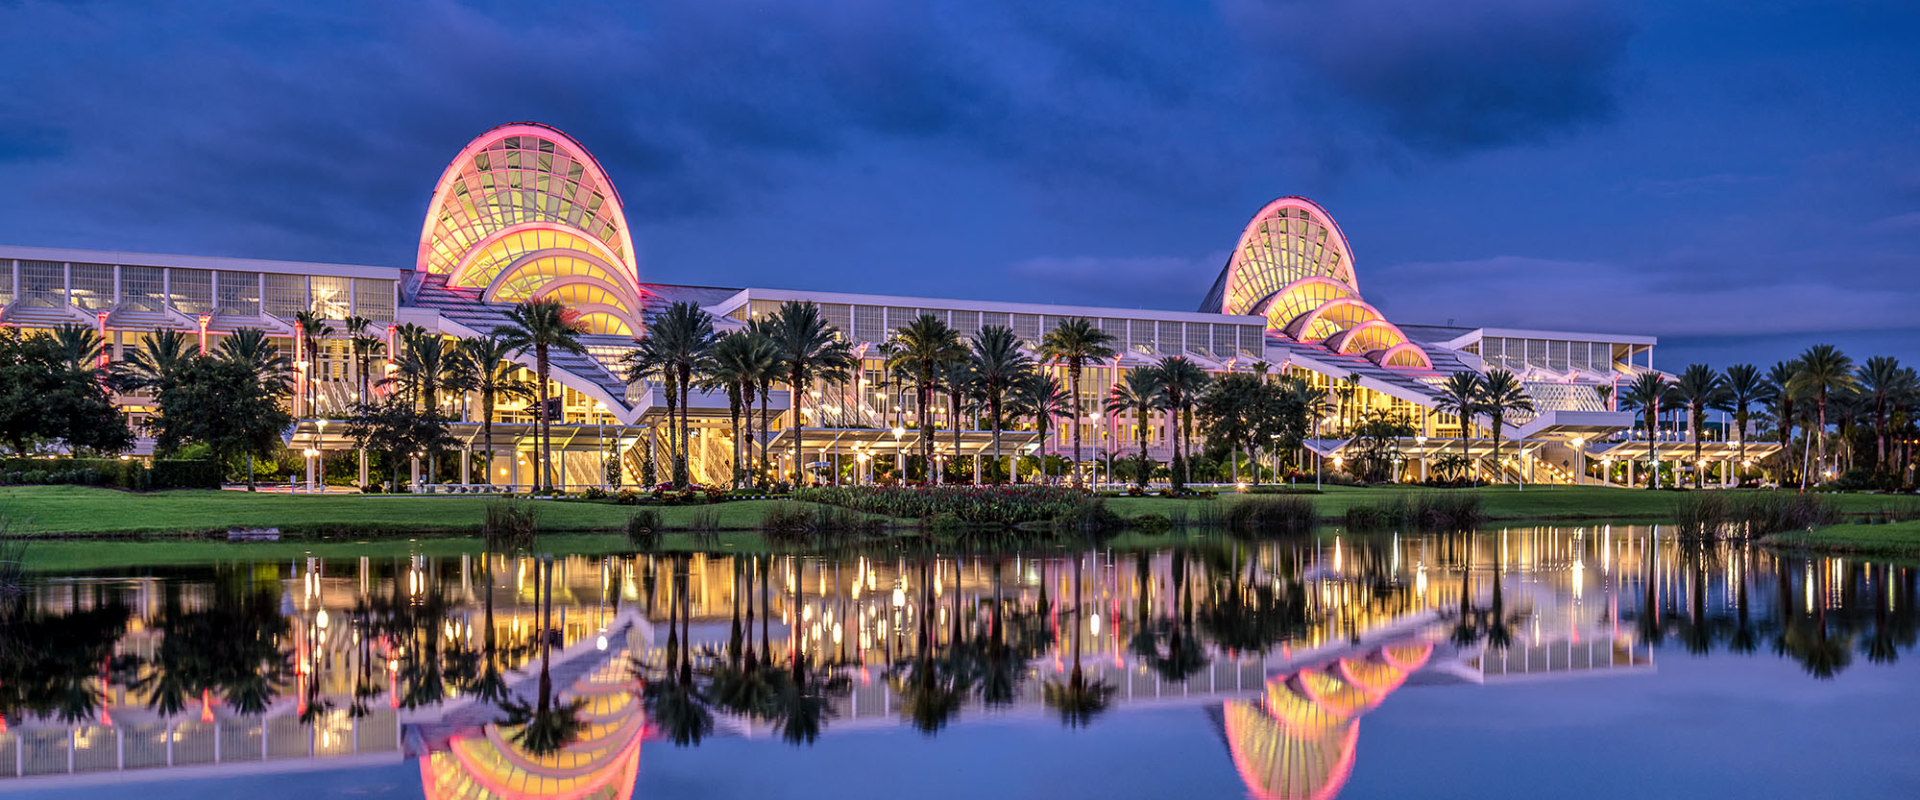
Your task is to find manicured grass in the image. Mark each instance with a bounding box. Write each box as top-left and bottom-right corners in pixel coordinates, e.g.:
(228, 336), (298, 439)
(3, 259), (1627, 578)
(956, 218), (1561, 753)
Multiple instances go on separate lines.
(0, 485), (819, 537)
(1764, 520), (1920, 559)
(1101, 484), (1920, 522)
(12, 532), (793, 573)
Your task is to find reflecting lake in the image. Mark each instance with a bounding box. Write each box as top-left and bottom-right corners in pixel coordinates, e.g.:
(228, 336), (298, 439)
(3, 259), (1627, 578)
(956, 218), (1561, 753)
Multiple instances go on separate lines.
(3, 527), (1919, 798)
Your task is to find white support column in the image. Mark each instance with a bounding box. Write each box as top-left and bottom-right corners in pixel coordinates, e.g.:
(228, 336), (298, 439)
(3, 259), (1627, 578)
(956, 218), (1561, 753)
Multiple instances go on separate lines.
(461, 448), (471, 485)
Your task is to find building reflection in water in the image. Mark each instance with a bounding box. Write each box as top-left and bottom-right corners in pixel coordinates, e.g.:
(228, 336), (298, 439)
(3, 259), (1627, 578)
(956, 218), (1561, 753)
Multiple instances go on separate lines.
(0, 526), (1914, 798)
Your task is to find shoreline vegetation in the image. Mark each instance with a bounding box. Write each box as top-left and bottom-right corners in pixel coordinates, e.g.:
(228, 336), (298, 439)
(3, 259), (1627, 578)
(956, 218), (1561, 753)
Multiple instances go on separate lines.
(2, 484), (1917, 572)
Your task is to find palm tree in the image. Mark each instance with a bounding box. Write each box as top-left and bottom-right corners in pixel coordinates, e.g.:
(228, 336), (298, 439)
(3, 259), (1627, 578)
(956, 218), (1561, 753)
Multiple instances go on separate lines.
(48, 324), (104, 375)
(886, 314), (966, 484)
(493, 298), (589, 491)
(704, 331), (778, 488)
(216, 328), (292, 385)
(1478, 369), (1535, 484)
(503, 555), (588, 755)
(1621, 372), (1668, 489)
(1154, 356), (1211, 489)
(1767, 360), (1801, 485)
(1669, 364), (1725, 488)
(1037, 319), (1117, 486)
(292, 310), (334, 417)
(1719, 363), (1771, 485)
(764, 301), (855, 487)
(109, 329), (196, 395)
(1013, 371), (1068, 483)
(452, 336), (533, 485)
(1106, 367), (1165, 489)
(1435, 372), (1484, 483)
(341, 316), (383, 403)
(1858, 356), (1909, 475)
(966, 326), (1033, 484)
(638, 302), (715, 487)
(385, 326), (458, 412)
(1789, 344), (1858, 484)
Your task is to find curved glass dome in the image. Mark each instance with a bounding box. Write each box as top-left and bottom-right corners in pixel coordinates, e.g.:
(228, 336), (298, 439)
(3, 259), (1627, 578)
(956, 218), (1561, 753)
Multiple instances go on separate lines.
(1203, 196), (1430, 370)
(418, 123), (644, 335)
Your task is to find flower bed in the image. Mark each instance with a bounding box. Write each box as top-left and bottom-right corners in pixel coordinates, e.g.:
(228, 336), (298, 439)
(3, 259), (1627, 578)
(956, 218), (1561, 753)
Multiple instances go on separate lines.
(793, 484), (1088, 525)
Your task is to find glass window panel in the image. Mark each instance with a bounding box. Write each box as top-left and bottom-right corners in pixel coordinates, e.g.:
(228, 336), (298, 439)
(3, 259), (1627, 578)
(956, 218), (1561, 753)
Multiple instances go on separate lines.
(20, 259), (63, 307)
(352, 278), (393, 322)
(853, 305), (884, 343)
(123, 266), (166, 312)
(0, 259), (13, 306)
(217, 271), (261, 316)
(1185, 322), (1210, 355)
(309, 276), (350, 319)
(70, 263), (115, 311)
(1012, 314), (1041, 344)
(263, 273), (307, 318)
(1156, 321), (1182, 354)
(168, 268), (213, 315)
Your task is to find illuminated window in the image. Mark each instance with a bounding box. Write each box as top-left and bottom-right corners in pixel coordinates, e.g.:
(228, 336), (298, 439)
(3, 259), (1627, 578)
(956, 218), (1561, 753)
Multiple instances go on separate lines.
(169, 268), (213, 315)
(217, 271), (260, 316)
(19, 259), (63, 308)
(71, 263), (114, 311)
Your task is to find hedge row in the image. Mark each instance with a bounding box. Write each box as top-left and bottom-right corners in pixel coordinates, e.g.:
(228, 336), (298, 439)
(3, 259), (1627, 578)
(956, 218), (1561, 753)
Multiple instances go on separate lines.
(0, 458), (223, 490)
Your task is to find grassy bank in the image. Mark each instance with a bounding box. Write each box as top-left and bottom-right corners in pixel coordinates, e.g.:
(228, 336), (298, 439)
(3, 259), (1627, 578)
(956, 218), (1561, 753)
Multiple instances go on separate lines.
(1764, 520), (1920, 559)
(5, 484), (1916, 539)
(1105, 484), (1919, 522)
(0, 485), (811, 536)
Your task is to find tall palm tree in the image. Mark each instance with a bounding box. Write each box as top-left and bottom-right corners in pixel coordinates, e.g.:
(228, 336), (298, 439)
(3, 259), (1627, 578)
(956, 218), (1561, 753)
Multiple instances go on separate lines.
(1037, 318), (1117, 487)
(704, 331), (777, 488)
(493, 298), (589, 492)
(1858, 356), (1909, 475)
(764, 301), (855, 487)
(48, 324), (104, 375)
(1668, 364), (1725, 488)
(1435, 372), (1484, 483)
(109, 329), (195, 395)
(452, 336), (534, 485)
(1719, 363), (1771, 484)
(1013, 371), (1068, 483)
(1154, 356), (1210, 489)
(1106, 367), (1166, 489)
(886, 314), (966, 484)
(343, 316), (386, 404)
(216, 328), (292, 384)
(966, 325), (1033, 484)
(1621, 372), (1668, 489)
(639, 302), (715, 488)
(1478, 369), (1535, 484)
(384, 327), (458, 413)
(1767, 360), (1802, 485)
(293, 310), (334, 417)
(1789, 344), (1857, 485)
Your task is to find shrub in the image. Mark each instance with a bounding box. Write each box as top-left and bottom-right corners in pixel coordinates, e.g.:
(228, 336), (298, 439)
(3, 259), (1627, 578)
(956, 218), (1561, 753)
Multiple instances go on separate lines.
(1671, 491), (1838, 539)
(1226, 497), (1316, 537)
(615, 489), (640, 505)
(1052, 497), (1126, 539)
(793, 485), (1087, 526)
(625, 509), (662, 548)
(582, 487), (610, 500)
(150, 460), (222, 489)
(483, 500), (539, 551)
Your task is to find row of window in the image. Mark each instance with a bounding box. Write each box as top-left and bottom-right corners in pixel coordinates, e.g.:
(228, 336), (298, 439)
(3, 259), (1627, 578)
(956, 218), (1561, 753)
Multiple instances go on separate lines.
(0, 260), (395, 321)
(737, 300), (1265, 359)
(1470, 337), (1635, 373)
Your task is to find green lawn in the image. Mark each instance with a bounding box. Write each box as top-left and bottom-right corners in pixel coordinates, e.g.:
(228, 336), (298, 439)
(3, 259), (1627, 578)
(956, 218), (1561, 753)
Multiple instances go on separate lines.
(0, 485), (809, 536)
(1102, 484), (1920, 522)
(1764, 520), (1920, 559)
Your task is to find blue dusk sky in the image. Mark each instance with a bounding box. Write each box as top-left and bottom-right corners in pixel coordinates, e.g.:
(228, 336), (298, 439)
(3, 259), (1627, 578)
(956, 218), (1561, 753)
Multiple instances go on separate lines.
(1, 0), (1916, 369)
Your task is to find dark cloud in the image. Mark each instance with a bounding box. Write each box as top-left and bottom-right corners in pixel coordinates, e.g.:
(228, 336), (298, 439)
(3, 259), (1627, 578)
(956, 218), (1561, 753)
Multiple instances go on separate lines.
(1227, 0), (1635, 154)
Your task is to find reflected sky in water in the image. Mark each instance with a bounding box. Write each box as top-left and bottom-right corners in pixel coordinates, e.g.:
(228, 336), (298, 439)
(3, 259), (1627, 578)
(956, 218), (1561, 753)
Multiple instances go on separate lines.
(5, 526), (1919, 798)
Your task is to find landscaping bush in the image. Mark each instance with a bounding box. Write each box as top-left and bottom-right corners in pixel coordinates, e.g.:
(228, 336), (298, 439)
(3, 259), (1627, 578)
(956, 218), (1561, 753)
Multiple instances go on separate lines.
(1052, 497), (1126, 538)
(482, 499), (539, 551)
(625, 509), (662, 548)
(0, 458), (146, 488)
(1672, 491), (1839, 539)
(794, 485), (1087, 526)
(1342, 492), (1484, 532)
(1225, 496), (1316, 537)
(1131, 512), (1173, 534)
(149, 460), (223, 490)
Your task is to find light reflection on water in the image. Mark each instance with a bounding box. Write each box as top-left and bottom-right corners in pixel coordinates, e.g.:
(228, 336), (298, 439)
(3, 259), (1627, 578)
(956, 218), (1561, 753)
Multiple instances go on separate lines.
(1, 525), (1916, 798)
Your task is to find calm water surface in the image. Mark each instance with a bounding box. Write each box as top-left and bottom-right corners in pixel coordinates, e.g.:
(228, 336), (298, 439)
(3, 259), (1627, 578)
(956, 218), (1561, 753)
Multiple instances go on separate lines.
(3, 526), (1918, 798)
